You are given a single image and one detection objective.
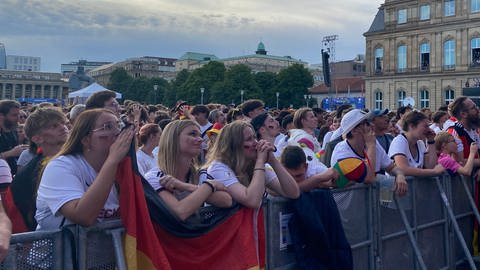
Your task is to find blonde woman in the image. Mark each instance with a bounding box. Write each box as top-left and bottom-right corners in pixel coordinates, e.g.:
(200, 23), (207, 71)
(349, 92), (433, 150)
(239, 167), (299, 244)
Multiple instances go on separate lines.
(206, 121), (299, 209)
(144, 120), (232, 221)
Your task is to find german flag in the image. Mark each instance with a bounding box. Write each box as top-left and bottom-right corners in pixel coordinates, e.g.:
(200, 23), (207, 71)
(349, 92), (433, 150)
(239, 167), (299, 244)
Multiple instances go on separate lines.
(116, 144), (265, 270)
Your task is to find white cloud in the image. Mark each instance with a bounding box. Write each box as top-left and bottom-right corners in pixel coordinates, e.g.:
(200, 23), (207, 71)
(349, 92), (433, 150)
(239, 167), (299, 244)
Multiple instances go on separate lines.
(0, 0), (384, 71)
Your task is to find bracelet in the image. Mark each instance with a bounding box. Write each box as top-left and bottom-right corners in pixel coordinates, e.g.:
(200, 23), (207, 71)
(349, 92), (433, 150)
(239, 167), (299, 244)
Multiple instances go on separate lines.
(254, 167), (265, 172)
(427, 140), (435, 145)
(203, 180), (216, 193)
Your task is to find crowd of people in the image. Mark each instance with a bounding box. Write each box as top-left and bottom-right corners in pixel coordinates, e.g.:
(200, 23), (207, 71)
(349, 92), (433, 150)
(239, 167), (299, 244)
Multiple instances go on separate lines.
(0, 90), (478, 267)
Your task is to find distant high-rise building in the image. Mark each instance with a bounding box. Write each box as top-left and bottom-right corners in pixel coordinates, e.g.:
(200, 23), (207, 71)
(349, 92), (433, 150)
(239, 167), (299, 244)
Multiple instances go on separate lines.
(6, 55), (40, 71)
(0, 43), (6, 69)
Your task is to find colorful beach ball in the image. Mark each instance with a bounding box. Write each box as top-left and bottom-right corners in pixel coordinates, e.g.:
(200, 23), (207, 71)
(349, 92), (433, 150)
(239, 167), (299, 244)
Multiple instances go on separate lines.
(333, 157), (368, 188)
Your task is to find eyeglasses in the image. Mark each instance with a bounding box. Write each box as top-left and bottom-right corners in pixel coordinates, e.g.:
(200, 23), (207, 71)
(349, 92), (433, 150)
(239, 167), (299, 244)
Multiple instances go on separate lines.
(91, 121), (122, 134)
(106, 102), (119, 108)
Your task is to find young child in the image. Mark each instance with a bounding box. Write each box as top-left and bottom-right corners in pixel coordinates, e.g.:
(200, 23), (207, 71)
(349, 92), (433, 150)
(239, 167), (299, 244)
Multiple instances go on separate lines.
(280, 145), (338, 192)
(435, 131), (477, 176)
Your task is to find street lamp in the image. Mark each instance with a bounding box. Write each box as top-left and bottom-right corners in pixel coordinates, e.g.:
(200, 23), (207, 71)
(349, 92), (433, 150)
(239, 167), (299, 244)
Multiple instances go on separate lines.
(200, 87), (205, 105)
(276, 92), (280, 109)
(153, 84), (158, 104)
(304, 94), (308, 107)
(240, 90), (245, 104)
(308, 95), (312, 108)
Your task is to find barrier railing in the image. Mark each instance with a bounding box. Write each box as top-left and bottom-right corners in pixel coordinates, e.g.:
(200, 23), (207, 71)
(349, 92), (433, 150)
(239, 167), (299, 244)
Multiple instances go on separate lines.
(0, 174), (477, 270)
(265, 175), (478, 270)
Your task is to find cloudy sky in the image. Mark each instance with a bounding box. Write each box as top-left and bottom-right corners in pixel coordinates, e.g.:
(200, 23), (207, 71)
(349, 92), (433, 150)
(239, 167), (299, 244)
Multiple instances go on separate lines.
(0, 0), (384, 72)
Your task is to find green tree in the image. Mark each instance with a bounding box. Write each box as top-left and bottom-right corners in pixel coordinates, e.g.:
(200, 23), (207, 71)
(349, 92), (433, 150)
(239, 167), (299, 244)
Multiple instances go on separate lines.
(178, 61), (226, 104)
(108, 68), (133, 96)
(254, 72), (277, 108)
(211, 64), (259, 105)
(165, 69), (189, 107)
(276, 64), (314, 108)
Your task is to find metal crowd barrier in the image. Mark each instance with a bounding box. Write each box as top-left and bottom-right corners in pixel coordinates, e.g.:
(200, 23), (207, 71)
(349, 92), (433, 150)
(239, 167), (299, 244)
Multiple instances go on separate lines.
(264, 174), (479, 270)
(0, 174), (477, 269)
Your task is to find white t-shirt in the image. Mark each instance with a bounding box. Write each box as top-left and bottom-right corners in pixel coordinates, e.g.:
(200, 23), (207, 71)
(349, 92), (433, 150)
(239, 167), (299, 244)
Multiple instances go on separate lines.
(429, 123), (442, 134)
(136, 149), (157, 176)
(0, 159), (12, 194)
(331, 140), (392, 173)
(17, 149), (35, 167)
(144, 167), (210, 189)
(35, 154), (119, 231)
(199, 122), (213, 150)
(321, 131), (334, 150)
(206, 160), (276, 187)
(388, 134), (427, 168)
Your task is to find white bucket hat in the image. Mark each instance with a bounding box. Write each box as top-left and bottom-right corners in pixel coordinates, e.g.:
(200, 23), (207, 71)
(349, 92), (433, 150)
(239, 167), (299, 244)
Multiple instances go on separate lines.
(340, 109), (369, 138)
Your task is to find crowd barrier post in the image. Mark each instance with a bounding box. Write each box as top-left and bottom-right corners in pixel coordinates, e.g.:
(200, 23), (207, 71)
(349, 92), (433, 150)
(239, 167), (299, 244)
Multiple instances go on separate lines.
(105, 228), (126, 270)
(392, 194), (427, 270)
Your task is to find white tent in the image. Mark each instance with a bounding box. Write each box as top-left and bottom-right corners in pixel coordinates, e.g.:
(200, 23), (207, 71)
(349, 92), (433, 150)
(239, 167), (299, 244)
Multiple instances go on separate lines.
(68, 83), (122, 99)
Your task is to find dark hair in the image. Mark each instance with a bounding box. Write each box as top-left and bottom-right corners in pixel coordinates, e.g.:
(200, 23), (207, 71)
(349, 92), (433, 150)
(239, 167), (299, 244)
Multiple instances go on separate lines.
(240, 99), (264, 116)
(437, 105), (448, 112)
(154, 112), (171, 124)
(275, 111), (291, 124)
(226, 108), (243, 123)
(432, 111), (448, 124)
(280, 146), (306, 170)
(0, 100), (20, 116)
(158, 119), (172, 130)
(335, 104), (353, 119)
(85, 90), (117, 110)
(190, 105), (209, 116)
(317, 125), (330, 145)
(449, 96), (469, 119)
(402, 111), (428, 131)
(396, 106), (412, 119)
(281, 114), (294, 130)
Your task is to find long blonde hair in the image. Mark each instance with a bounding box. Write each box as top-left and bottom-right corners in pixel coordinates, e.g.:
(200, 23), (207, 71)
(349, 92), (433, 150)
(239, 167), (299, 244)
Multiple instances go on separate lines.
(157, 120), (199, 183)
(206, 120), (255, 186)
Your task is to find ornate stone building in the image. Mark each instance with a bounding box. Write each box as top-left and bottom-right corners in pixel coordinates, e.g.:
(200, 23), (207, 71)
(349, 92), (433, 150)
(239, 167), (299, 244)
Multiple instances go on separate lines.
(88, 56), (177, 86)
(364, 0), (480, 110)
(0, 70), (69, 100)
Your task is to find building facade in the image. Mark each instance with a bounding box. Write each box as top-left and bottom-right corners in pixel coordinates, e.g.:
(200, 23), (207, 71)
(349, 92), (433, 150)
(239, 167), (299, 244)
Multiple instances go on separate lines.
(0, 43), (5, 69)
(220, 42), (308, 73)
(364, 0), (480, 111)
(61, 60), (112, 77)
(0, 70), (69, 100)
(88, 56), (177, 86)
(6, 55), (40, 71)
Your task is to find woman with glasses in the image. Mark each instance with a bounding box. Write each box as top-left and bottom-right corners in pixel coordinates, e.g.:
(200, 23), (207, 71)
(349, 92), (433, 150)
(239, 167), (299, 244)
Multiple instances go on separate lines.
(144, 120), (232, 221)
(388, 110), (445, 177)
(35, 109), (135, 230)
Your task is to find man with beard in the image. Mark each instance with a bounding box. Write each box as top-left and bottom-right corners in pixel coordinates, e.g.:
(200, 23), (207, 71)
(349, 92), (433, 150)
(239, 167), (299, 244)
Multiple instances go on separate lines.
(447, 96), (480, 165)
(0, 100), (28, 175)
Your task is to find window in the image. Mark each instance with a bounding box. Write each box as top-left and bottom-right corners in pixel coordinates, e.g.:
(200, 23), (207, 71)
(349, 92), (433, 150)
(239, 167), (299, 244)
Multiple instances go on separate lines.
(397, 45), (407, 72)
(375, 91), (383, 110)
(445, 89), (455, 104)
(397, 90), (406, 108)
(420, 5), (430, 20)
(472, 0), (480, 12)
(444, 39), (456, 69)
(420, 42), (430, 71)
(445, 0), (455, 16)
(471, 38), (480, 65)
(375, 47), (384, 73)
(420, 89), (430, 108)
(398, 9), (407, 24)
